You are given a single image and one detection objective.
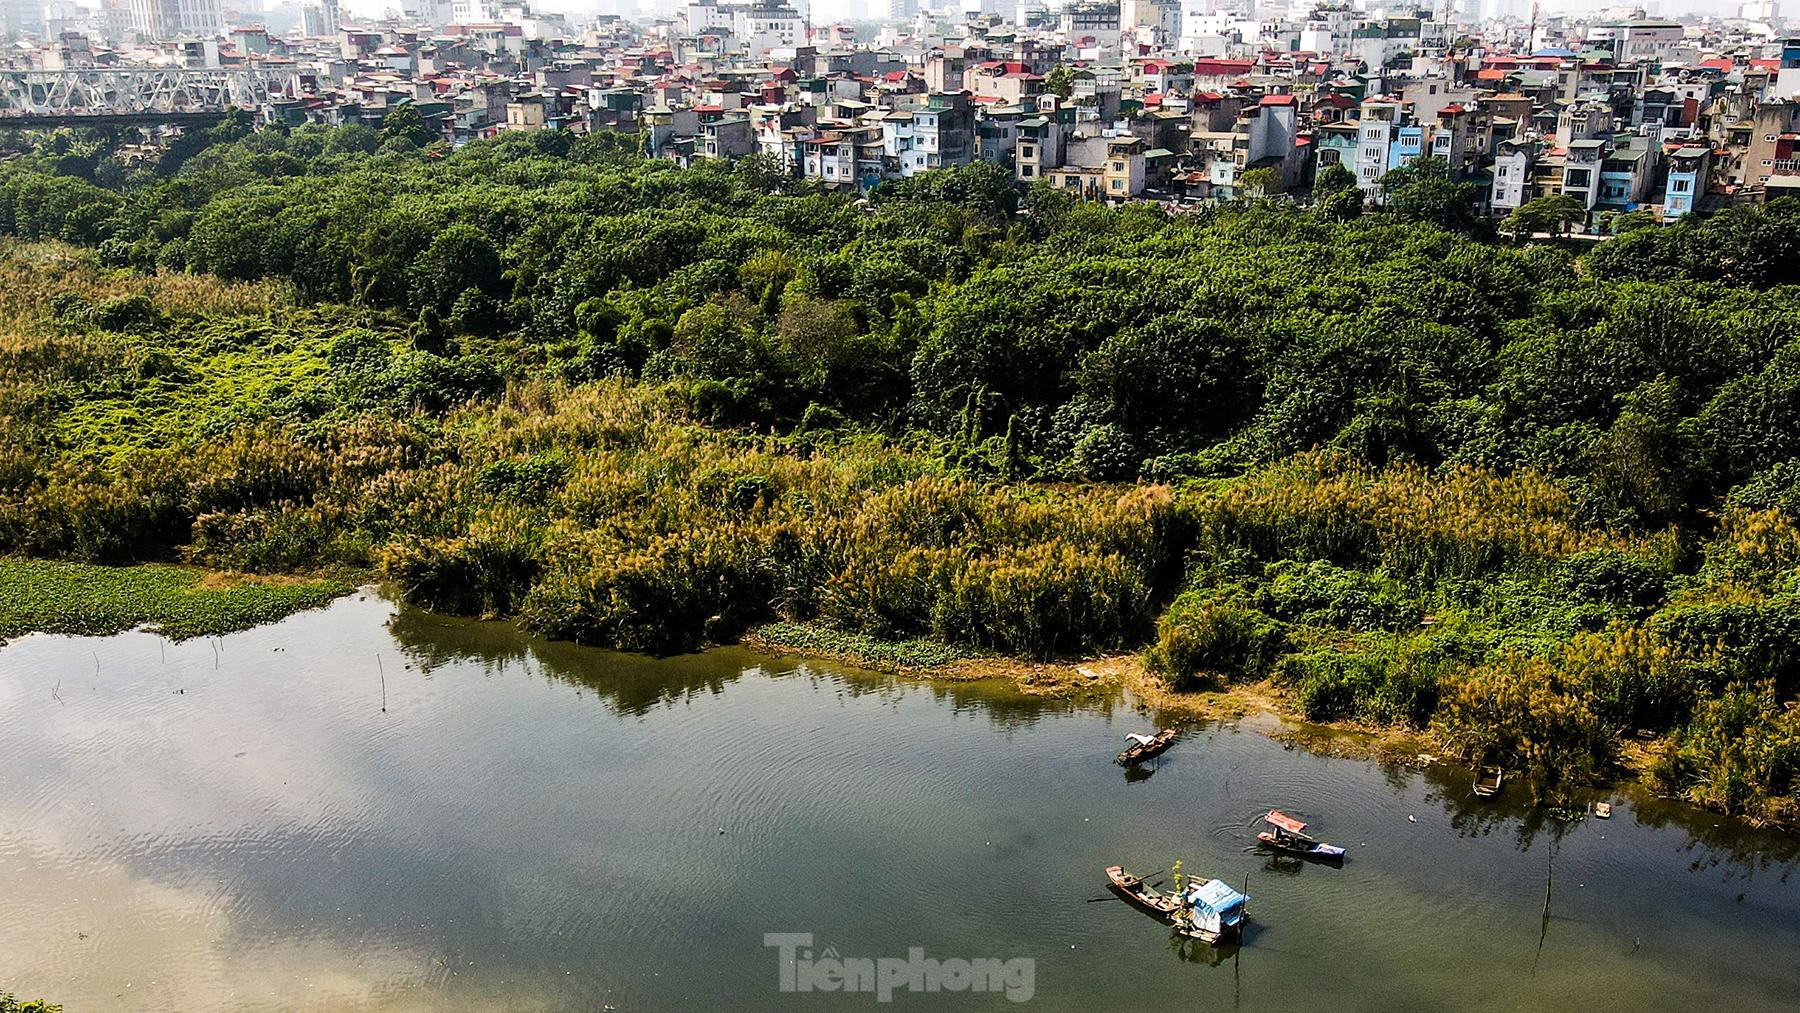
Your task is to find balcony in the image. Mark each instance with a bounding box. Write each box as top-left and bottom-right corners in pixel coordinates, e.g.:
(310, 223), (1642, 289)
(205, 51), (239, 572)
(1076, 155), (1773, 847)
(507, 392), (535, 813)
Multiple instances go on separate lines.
(1775, 159), (1800, 175)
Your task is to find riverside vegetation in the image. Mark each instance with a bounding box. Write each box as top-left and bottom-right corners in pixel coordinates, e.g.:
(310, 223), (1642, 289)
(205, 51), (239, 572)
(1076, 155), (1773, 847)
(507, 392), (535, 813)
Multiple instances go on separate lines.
(4, 121), (1800, 825)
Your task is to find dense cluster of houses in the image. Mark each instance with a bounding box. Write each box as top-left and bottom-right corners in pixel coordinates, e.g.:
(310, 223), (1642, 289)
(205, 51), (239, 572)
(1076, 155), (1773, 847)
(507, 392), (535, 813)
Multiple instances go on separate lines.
(13, 0), (1800, 222)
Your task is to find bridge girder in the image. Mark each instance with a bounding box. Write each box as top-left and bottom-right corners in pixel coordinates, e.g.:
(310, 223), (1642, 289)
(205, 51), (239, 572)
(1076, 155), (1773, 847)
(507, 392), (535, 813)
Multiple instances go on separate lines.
(0, 68), (307, 121)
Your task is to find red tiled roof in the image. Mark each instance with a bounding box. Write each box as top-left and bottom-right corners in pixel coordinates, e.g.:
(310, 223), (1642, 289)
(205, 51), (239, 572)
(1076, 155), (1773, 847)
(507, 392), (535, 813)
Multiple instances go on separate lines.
(1193, 58), (1255, 75)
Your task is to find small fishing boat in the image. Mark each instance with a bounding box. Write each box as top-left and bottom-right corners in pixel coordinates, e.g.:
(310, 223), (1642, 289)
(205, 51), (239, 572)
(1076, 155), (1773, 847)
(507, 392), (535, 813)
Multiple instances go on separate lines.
(1116, 728), (1177, 765)
(1473, 766), (1505, 798)
(1106, 865), (1184, 918)
(1256, 810), (1346, 861)
(1104, 865), (1249, 945)
(1178, 877), (1250, 944)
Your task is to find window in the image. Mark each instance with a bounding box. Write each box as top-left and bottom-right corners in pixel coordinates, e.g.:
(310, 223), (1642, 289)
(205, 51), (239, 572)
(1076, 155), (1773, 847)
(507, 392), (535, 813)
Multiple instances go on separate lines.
(1022, 165), (1034, 177)
(1672, 178), (1689, 192)
(1111, 161), (1123, 170)
(1111, 178), (1123, 190)
(1767, 134), (1778, 141)
(1764, 159), (1775, 166)
(1021, 144), (1033, 157)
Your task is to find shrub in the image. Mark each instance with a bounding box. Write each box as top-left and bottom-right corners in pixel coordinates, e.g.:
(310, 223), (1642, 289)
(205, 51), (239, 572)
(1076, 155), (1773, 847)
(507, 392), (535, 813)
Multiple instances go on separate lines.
(1257, 559), (1421, 630)
(381, 516), (542, 618)
(1433, 648), (1616, 801)
(1555, 547), (1667, 611)
(1147, 586), (1287, 689)
(1652, 682), (1800, 827)
(520, 524), (776, 653)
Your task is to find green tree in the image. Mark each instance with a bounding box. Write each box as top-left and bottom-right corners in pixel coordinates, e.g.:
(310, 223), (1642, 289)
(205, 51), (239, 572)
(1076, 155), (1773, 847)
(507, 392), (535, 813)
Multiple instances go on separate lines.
(1312, 162), (1363, 220)
(1379, 155), (1478, 230)
(1502, 194), (1586, 240)
(407, 223), (503, 314)
(1044, 65), (1074, 99)
(381, 104), (440, 148)
(1238, 166), (1280, 198)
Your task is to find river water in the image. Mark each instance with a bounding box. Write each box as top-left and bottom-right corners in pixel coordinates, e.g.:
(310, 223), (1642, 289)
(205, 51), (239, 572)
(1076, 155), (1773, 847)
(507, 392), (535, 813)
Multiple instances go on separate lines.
(2, 593), (1798, 1011)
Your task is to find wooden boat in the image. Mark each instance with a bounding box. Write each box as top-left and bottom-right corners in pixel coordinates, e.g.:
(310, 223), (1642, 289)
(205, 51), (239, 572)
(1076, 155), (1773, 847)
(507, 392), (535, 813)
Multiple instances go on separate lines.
(1105, 865), (1248, 945)
(1116, 728), (1177, 766)
(1255, 810), (1346, 861)
(1473, 766), (1505, 798)
(1105, 865), (1184, 919)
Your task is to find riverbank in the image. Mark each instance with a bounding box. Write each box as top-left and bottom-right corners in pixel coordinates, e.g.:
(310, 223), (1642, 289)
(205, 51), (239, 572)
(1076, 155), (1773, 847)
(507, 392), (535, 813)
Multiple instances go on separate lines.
(746, 618), (1671, 805)
(0, 566), (1774, 830)
(0, 558), (353, 642)
(751, 620), (1420, 740)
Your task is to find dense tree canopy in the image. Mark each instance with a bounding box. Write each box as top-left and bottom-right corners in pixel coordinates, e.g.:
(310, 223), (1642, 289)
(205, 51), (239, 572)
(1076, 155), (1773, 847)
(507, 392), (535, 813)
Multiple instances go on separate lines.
(5, 121), (1800, 530)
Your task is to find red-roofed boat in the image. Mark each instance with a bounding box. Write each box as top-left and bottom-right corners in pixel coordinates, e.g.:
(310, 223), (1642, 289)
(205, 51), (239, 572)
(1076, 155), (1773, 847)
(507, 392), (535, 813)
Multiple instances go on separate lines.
(1256, 810), (1346, 861)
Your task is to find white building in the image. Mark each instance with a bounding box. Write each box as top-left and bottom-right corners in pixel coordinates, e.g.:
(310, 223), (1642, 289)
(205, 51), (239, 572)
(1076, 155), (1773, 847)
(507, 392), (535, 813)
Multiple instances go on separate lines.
(734, 3), (803, 57)
(129, 0), (223, 38)
(1060, 1), (1122, 47)
(679, 0), (734, 34)
(1585, 19), (1684, 63)
(405, 0), (453, 27)
(1354, 98), (1401, 194)
(3, 0), (44, 38)
(302, 0), (340, 36)
(1490, 138), (1531, 215)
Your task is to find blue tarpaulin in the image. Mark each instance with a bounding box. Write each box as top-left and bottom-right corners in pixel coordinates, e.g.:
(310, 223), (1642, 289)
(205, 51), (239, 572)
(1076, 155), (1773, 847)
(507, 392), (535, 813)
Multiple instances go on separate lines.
(1184, 879), (1248, 930)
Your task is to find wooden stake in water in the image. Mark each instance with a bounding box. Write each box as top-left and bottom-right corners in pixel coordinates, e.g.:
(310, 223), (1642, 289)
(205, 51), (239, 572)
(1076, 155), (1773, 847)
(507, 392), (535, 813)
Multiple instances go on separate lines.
(377, 654), (387, 713)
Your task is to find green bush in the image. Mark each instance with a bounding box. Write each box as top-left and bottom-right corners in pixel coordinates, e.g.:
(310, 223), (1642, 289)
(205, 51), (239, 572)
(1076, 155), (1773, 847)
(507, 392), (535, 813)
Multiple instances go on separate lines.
(1147, 586), (1287, 689)
(1652, 681), (1800, 827)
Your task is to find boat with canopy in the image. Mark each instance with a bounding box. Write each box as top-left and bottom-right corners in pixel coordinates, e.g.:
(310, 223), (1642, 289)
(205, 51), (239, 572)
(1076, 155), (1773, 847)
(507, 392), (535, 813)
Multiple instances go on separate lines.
(1255, 809), (1346, 861)
(1115, 728), (1177, 766)
(1105, 865), (1249, 945)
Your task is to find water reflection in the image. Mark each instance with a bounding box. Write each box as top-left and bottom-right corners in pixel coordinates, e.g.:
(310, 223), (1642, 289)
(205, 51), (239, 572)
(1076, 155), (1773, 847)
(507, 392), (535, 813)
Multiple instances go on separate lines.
(3, 595), (1800, 1012)
(385, 608), (1124, 731)
(1627, 792), (1800, 878)
(1169, 932), (1243, 968)
(386, 607), (747, 717)
(1124, 762), (1158, 784)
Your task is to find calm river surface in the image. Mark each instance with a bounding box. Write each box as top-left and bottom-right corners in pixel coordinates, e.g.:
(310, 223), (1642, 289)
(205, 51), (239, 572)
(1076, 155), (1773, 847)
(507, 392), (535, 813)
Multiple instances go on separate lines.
(3, 593), (1799, 1011)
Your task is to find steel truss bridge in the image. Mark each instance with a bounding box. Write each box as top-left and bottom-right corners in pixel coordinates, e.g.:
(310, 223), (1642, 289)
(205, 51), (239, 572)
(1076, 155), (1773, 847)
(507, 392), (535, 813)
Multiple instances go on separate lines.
(0, 68), (308, 127)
